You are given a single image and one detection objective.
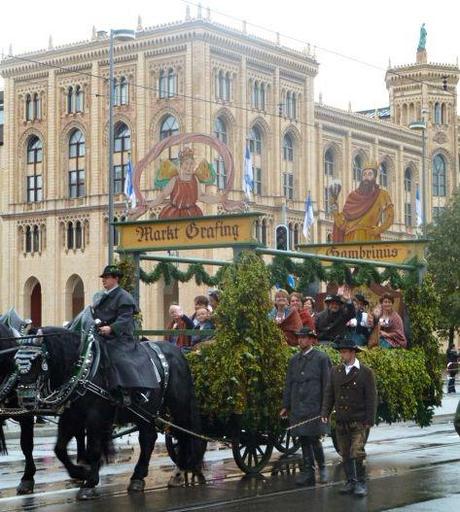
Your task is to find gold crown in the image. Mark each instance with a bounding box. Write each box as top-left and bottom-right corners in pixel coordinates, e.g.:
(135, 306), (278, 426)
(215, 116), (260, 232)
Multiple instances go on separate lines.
(363, 160), (379, 172)
(178, 147), (195, 161)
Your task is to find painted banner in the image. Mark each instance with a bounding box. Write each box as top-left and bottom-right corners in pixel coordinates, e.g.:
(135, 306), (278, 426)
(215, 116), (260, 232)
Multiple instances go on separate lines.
(116, 213), (261, 252)
(297, 239), (427, 264)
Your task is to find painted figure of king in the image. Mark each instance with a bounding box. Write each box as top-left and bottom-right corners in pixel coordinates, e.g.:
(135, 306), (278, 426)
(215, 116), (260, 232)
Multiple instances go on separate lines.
(331, 162), (394, 242)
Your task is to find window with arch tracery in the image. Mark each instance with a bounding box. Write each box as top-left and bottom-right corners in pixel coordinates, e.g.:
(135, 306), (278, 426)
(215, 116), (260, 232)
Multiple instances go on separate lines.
(25, 93), (41, 121)
(113, 123), (131, 194)
(214, 116), (228, 190)
(324, 148), (335, 176)
(434, 102), (442, 125)
(68, 129), (85, 198)
(379, 162), (388, 188)
(353, 154), (363, 183)
(216, 70), (231, 101)
(432, 154), (447, 197)
(159, 68), (177, 98)
(21, 223), (44, 254)
(283, 133), (293, 161)
(26, 136), (43, 202)
(249, 126), (262, 195)
(113, 76), (129, 106)
(285, 91), (297, 119)
(67, 85), (84, 114)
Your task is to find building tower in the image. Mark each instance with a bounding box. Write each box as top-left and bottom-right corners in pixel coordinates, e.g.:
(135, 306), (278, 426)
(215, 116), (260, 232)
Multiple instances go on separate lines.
(385, 35), (459, 222)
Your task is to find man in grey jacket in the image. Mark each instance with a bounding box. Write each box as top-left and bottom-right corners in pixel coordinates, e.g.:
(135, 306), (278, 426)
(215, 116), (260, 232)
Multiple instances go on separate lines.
(280, 328), (331, 485)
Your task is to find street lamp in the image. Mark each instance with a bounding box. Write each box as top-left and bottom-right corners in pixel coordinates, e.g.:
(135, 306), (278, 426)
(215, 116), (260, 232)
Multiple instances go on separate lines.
(107, 28), (136, 264)
(409, 118), (427, 236)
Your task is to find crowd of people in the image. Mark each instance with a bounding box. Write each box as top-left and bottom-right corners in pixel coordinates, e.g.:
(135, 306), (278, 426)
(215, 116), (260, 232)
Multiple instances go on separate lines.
(164, 292), (220, 350)
(270, 286), (408, 349)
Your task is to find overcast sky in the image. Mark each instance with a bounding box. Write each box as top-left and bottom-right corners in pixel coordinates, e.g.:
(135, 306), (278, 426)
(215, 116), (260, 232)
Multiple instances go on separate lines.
(1, 0), (458, 111)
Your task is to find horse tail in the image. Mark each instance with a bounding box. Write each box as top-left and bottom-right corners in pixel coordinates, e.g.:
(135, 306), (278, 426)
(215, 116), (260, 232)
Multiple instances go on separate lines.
(0, 420), (7, 455)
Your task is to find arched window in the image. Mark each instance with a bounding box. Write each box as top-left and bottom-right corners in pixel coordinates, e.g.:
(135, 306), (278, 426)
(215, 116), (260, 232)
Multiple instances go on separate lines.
(434, 102), (442, 125)
(283, 134), (293, 161)
(261, 218), (267, 245)
(25, 94), (34, 121)
(324, 148), (334, 176)
(67, 222), (74, 250)
(26, 136), (43, 202)
(432, 154), (447, 197)
(113, 123), (131, 194)
(25, 226), (32, 253)
(75, 221), (82, 249)
(75, 86), (83, 112)
(294, 224), (299, 248)
(69, 129), (85, 158)
(27, 136), (43, 164)
(119, 77), (128, 105)
(353, 154), (363, 182)
(253, 81), (260, 109)
(286, 91), (291, 117)
(113, 78), (120, 105)
(441, 103), (447, 124)
(159, 70), (167, 99)
(224, 72), (231, 101)
(218, 70), (224, 100)
(160, 115), (179, 140)
(67, 87), (74, 114)
(33, 93), (40, 120)
(404, 168), (412, 192)
(69, 130), (85, 198)
(260, 83), (266, 111)
(379, 161), (388, 188)
(114, 123), (131, 152)
(32, 225), (40, 253)
(167, 68), (177, 98)
(249, 126), (262, 155)
(217, 71), (230, 101)
(291, 93), (297, 119)
(249, 125), (262, 194)
(214, 117), (228, 190)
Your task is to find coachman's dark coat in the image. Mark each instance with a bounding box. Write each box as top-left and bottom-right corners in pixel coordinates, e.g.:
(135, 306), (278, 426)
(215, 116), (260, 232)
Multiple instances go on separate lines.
(315, 302), (355, 342)
(321, 361), (377, 425)
(282, 349), (331, 436)
(92, 287), (158, 390)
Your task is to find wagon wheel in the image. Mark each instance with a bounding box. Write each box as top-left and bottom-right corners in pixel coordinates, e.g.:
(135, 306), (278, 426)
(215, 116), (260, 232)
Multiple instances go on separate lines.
(330, 425), (370, 455)
(231, 430), (274, 474)
(274, 430), (301, 455)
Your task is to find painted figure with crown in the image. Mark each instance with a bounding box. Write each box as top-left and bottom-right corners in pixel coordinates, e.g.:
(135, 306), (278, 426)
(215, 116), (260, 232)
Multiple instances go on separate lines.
(330, 161), (394, 242)
(147, 146), (243, 218)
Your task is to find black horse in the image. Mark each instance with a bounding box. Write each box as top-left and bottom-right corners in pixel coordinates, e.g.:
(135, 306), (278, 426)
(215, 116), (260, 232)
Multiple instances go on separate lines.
(15, 325), (205, 500)
(0, 322), (86, 495)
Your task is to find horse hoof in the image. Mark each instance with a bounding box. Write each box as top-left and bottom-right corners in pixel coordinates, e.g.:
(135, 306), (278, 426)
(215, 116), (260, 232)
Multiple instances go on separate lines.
(69, 466), (90, 482)
(128, 479), (145, 493)
(16, 480), (34, 495)
(168, 471), (186, 488)
(193, 471), (206, 485)
(76, 487), (98, 501)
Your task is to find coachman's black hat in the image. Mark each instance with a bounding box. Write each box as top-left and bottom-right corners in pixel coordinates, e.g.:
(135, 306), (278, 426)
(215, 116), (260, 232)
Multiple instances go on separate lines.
(99, 265), (123, 278)
(295, 327), (318, 338)
(354, 293), (369, 306)
(332, 334), (362, 351)
(324, 294), (344, 304)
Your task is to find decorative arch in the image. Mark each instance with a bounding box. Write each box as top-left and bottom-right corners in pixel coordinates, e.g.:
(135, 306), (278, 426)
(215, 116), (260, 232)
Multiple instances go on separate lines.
(149, 107), (184, 142)
(249, 116), (271, 139)
(60, 120), (88, 148)
(23, 276), (42, 326)
(103, 114), (135, 147)
(378, 155), (394, 188)
(65, 274), (85, 321)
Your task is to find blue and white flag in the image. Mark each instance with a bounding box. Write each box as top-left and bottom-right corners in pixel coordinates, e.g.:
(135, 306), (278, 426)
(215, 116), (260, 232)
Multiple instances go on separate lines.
(416, 186), (422, 227)
(124, 156), (136, 209)
(243, 145), (254, 201)
(287, 274), (296, 289)
(302, 191), (315, 238)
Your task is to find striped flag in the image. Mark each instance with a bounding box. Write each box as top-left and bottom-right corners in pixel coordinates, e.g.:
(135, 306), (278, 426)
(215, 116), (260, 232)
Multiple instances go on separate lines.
(303, 191), (315, 238)
(243, 145), (254, 201)
(124, 155), (136, 208)
(416, 186), (422, 227)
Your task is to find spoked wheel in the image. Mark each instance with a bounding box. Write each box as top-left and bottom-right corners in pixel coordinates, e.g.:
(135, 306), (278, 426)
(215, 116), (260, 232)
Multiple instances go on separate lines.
(231, 431), (274, 474)
(274, 430), (301, 456)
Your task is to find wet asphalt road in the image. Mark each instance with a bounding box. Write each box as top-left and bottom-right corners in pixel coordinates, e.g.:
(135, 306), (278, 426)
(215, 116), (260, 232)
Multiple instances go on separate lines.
(0, 414), (459, 512)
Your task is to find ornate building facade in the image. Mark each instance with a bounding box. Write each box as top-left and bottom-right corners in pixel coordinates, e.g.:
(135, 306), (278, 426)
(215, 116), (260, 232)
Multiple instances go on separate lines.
(0, 11), (459, 327)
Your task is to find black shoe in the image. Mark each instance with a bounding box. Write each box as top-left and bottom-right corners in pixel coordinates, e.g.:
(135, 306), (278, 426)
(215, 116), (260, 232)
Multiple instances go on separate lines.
(339, 459), (357, 494)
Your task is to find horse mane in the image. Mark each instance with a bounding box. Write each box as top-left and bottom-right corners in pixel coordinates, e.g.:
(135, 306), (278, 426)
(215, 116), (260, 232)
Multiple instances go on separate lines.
(41, 327), (81, 388)
(0, 323), (18, 375)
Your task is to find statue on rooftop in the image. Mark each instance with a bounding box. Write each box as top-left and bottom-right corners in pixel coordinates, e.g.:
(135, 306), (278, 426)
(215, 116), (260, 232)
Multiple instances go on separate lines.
(417, 23), (427, 51)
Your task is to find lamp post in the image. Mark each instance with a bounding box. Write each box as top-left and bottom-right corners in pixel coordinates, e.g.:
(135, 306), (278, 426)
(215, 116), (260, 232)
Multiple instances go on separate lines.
(409, 118), (427, 236)
(107, 28), (135, 264)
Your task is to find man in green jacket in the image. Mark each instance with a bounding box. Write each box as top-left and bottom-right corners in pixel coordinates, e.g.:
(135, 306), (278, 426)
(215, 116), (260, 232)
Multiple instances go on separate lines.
(321, 334), (377, 497)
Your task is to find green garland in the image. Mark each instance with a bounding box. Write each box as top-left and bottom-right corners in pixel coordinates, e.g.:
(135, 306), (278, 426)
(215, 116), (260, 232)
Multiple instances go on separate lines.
(136, 254), (418, 291)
